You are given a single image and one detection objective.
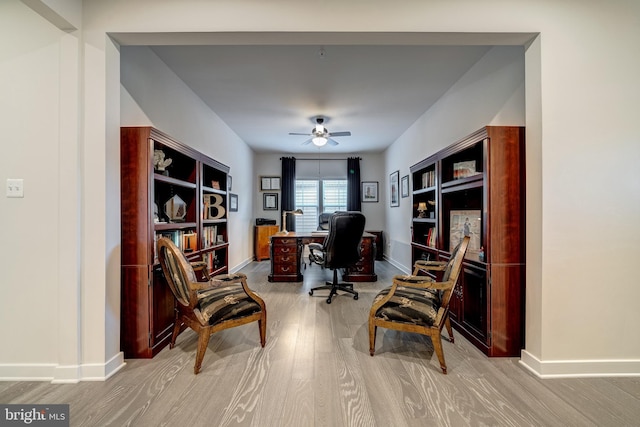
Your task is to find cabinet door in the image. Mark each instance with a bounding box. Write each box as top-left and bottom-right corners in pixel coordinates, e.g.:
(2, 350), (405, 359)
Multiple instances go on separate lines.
(460, 264), (489, 346)
(151, 268), (176, 353)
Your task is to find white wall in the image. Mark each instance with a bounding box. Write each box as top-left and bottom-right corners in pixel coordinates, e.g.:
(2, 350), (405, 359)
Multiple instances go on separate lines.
(384, 46), (525, 272)
(3, 0), (638, 381)
(120, 46), (256, 271)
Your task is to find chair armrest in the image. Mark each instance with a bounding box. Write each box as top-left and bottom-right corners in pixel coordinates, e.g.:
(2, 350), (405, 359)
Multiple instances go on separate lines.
(413, 260), (447, 272)
(308, 243), (323, 251)
(393, 274), (453, 291)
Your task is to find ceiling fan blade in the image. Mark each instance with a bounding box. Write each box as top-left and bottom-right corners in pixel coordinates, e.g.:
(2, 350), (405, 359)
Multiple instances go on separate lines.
(289, 132), (312, 136)
(301, 138), (312, 145)
(327, 138), (339, 146)
(328, 131), (351, 137)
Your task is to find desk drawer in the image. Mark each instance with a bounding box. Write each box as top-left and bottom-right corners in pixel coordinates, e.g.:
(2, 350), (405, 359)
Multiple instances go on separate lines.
(272, 245), (298, 256)
(272, 264), (298, 275)
(272, 238), (297, 247)
(273, 254), (298, 264)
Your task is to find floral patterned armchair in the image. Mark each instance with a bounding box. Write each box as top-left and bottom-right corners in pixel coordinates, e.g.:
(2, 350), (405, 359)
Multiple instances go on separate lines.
(157, 237), (267, 374)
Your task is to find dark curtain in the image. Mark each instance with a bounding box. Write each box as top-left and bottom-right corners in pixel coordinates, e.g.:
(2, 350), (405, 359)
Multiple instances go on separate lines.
(281, 157), (296, 231)
(347, 157), (361, 212)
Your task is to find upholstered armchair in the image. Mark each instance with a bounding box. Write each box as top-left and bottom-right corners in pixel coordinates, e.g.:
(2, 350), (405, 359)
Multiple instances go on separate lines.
(157, 237), (267, 374)
(368, 236), (470, 374)
(308, 211), (366, 303)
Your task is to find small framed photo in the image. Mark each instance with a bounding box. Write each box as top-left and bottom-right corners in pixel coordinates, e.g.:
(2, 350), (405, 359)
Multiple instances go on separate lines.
(229, 193), (238, 212)
(390, 170), (400, 207)
(260, 176), (281, 191)
(401, 175), (409, 198)
(361, 181), (379, 203)
(263, 193), (278, 210)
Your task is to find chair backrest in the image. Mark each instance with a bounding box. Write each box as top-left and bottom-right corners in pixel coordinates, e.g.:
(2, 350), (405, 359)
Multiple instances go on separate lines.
(317, 212), (332, 230)
(439, 236), (470, 308)
(157, 237), (198, 307)
(323, 211), (366, 269)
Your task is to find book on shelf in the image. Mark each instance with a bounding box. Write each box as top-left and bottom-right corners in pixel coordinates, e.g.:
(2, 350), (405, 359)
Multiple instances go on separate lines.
(426, 227), (436, 247)
(421, 170), (435, 188)
(203, 225), (218, 248)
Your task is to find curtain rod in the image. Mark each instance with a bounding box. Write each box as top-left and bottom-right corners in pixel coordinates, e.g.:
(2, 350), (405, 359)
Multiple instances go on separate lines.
(279, 157), (361, 161)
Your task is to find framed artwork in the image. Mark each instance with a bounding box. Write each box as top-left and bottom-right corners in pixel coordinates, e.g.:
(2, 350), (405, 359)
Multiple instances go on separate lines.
(449, 210), (482, 261)
(401, 175), (409, 198)
(263, 193), (278, 210)
(260, 176), (281, 191)
(390, 170), (400, 207)
(229, 193), (238, 212)
(361, 181), (379, 203)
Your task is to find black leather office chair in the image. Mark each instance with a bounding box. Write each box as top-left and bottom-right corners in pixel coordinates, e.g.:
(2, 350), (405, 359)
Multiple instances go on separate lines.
(308, 211), (366, 304)
(317, 212), (332, 231)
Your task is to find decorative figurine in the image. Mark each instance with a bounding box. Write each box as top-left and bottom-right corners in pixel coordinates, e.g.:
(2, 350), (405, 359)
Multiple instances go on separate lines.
(153, 149), (172, 175)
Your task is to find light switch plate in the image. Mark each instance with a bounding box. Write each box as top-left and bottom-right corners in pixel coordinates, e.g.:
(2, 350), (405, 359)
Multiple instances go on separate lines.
(6, 178), (24, 198)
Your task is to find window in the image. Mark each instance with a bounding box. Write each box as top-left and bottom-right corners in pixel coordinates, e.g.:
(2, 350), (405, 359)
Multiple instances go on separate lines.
(295, 179), (347, 233)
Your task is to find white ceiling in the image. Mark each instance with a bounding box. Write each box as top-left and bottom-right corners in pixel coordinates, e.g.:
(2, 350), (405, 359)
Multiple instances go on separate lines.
(149, 44), (493, 154)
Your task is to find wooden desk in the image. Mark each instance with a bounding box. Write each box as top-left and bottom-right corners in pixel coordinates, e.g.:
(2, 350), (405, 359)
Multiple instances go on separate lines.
(268, 232), (377, 282)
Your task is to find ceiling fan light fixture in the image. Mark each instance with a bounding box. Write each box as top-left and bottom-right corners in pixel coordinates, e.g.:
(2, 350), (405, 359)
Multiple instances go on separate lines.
(312, 136), (328, 146)
(314, 124), (325, 134)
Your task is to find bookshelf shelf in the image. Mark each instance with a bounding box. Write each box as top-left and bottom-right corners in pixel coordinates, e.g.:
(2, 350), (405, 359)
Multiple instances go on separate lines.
(120, 126), (230, 359)
(409, 126), (525, 357)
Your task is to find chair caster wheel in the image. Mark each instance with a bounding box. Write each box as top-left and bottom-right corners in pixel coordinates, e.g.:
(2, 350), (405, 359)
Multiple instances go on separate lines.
(354, 295), (358, 300)
(326, 298), (332, 304)
(309, 290), (314, 296)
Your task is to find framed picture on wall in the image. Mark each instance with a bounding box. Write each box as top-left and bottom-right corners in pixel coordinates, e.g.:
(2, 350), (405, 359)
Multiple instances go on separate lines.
(260, 176), (281, 191)
(229, 193), (238, 212)
(263, 193), (278, 210)
(361, 181), (379, 203)
(390, 170), (400, 207)
(401, 175), (409, 198)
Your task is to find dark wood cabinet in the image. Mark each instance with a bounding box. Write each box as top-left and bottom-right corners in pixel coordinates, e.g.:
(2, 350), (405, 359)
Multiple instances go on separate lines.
(410, 126), (525, 357)
(254, 225), (279, 261)
(365, 230), (383, 260)
(120, 127), (230, 358)
(269, 235), (303, 282)
(343, 235), (378, 282)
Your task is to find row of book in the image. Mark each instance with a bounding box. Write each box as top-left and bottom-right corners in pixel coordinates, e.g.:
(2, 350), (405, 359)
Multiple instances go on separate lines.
(203, 225), (225, 247)
(421, 170), (436, 188)
(154, 229), (198, 261)
(203, 250), (223, 273)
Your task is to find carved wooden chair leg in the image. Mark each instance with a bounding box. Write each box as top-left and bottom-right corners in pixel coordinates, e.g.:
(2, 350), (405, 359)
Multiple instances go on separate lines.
(258, 315), (267, 347)
(444, 315), (455, 343)
(368, 323), (377, 356)
(431, 334), (448, 374)
(170, 312), (181, 349)
(194, 329), (211, 375)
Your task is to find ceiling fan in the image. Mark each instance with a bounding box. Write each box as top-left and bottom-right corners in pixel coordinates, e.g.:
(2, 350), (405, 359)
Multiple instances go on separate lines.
(289, 117), (351, 147)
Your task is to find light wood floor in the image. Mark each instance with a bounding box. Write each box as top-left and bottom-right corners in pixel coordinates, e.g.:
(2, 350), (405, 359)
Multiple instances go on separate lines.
(2, 260), (640, 426)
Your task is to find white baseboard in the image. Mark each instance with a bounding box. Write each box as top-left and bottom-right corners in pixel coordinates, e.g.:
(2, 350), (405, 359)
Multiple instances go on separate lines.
(384, 255), (410, 275)
(0, 352), (126, 383)
(231, 257), (253, 273)
(520, 350), (640, 378)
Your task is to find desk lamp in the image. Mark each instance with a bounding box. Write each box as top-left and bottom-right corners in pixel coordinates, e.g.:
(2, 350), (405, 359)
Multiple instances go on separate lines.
(279, 209), (303, 234)
(417, 202), (428, 218)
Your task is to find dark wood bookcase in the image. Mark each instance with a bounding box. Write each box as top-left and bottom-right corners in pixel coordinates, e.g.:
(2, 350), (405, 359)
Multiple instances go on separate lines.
(410, 126), (525, 357)
(120, 127), (230, 358)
